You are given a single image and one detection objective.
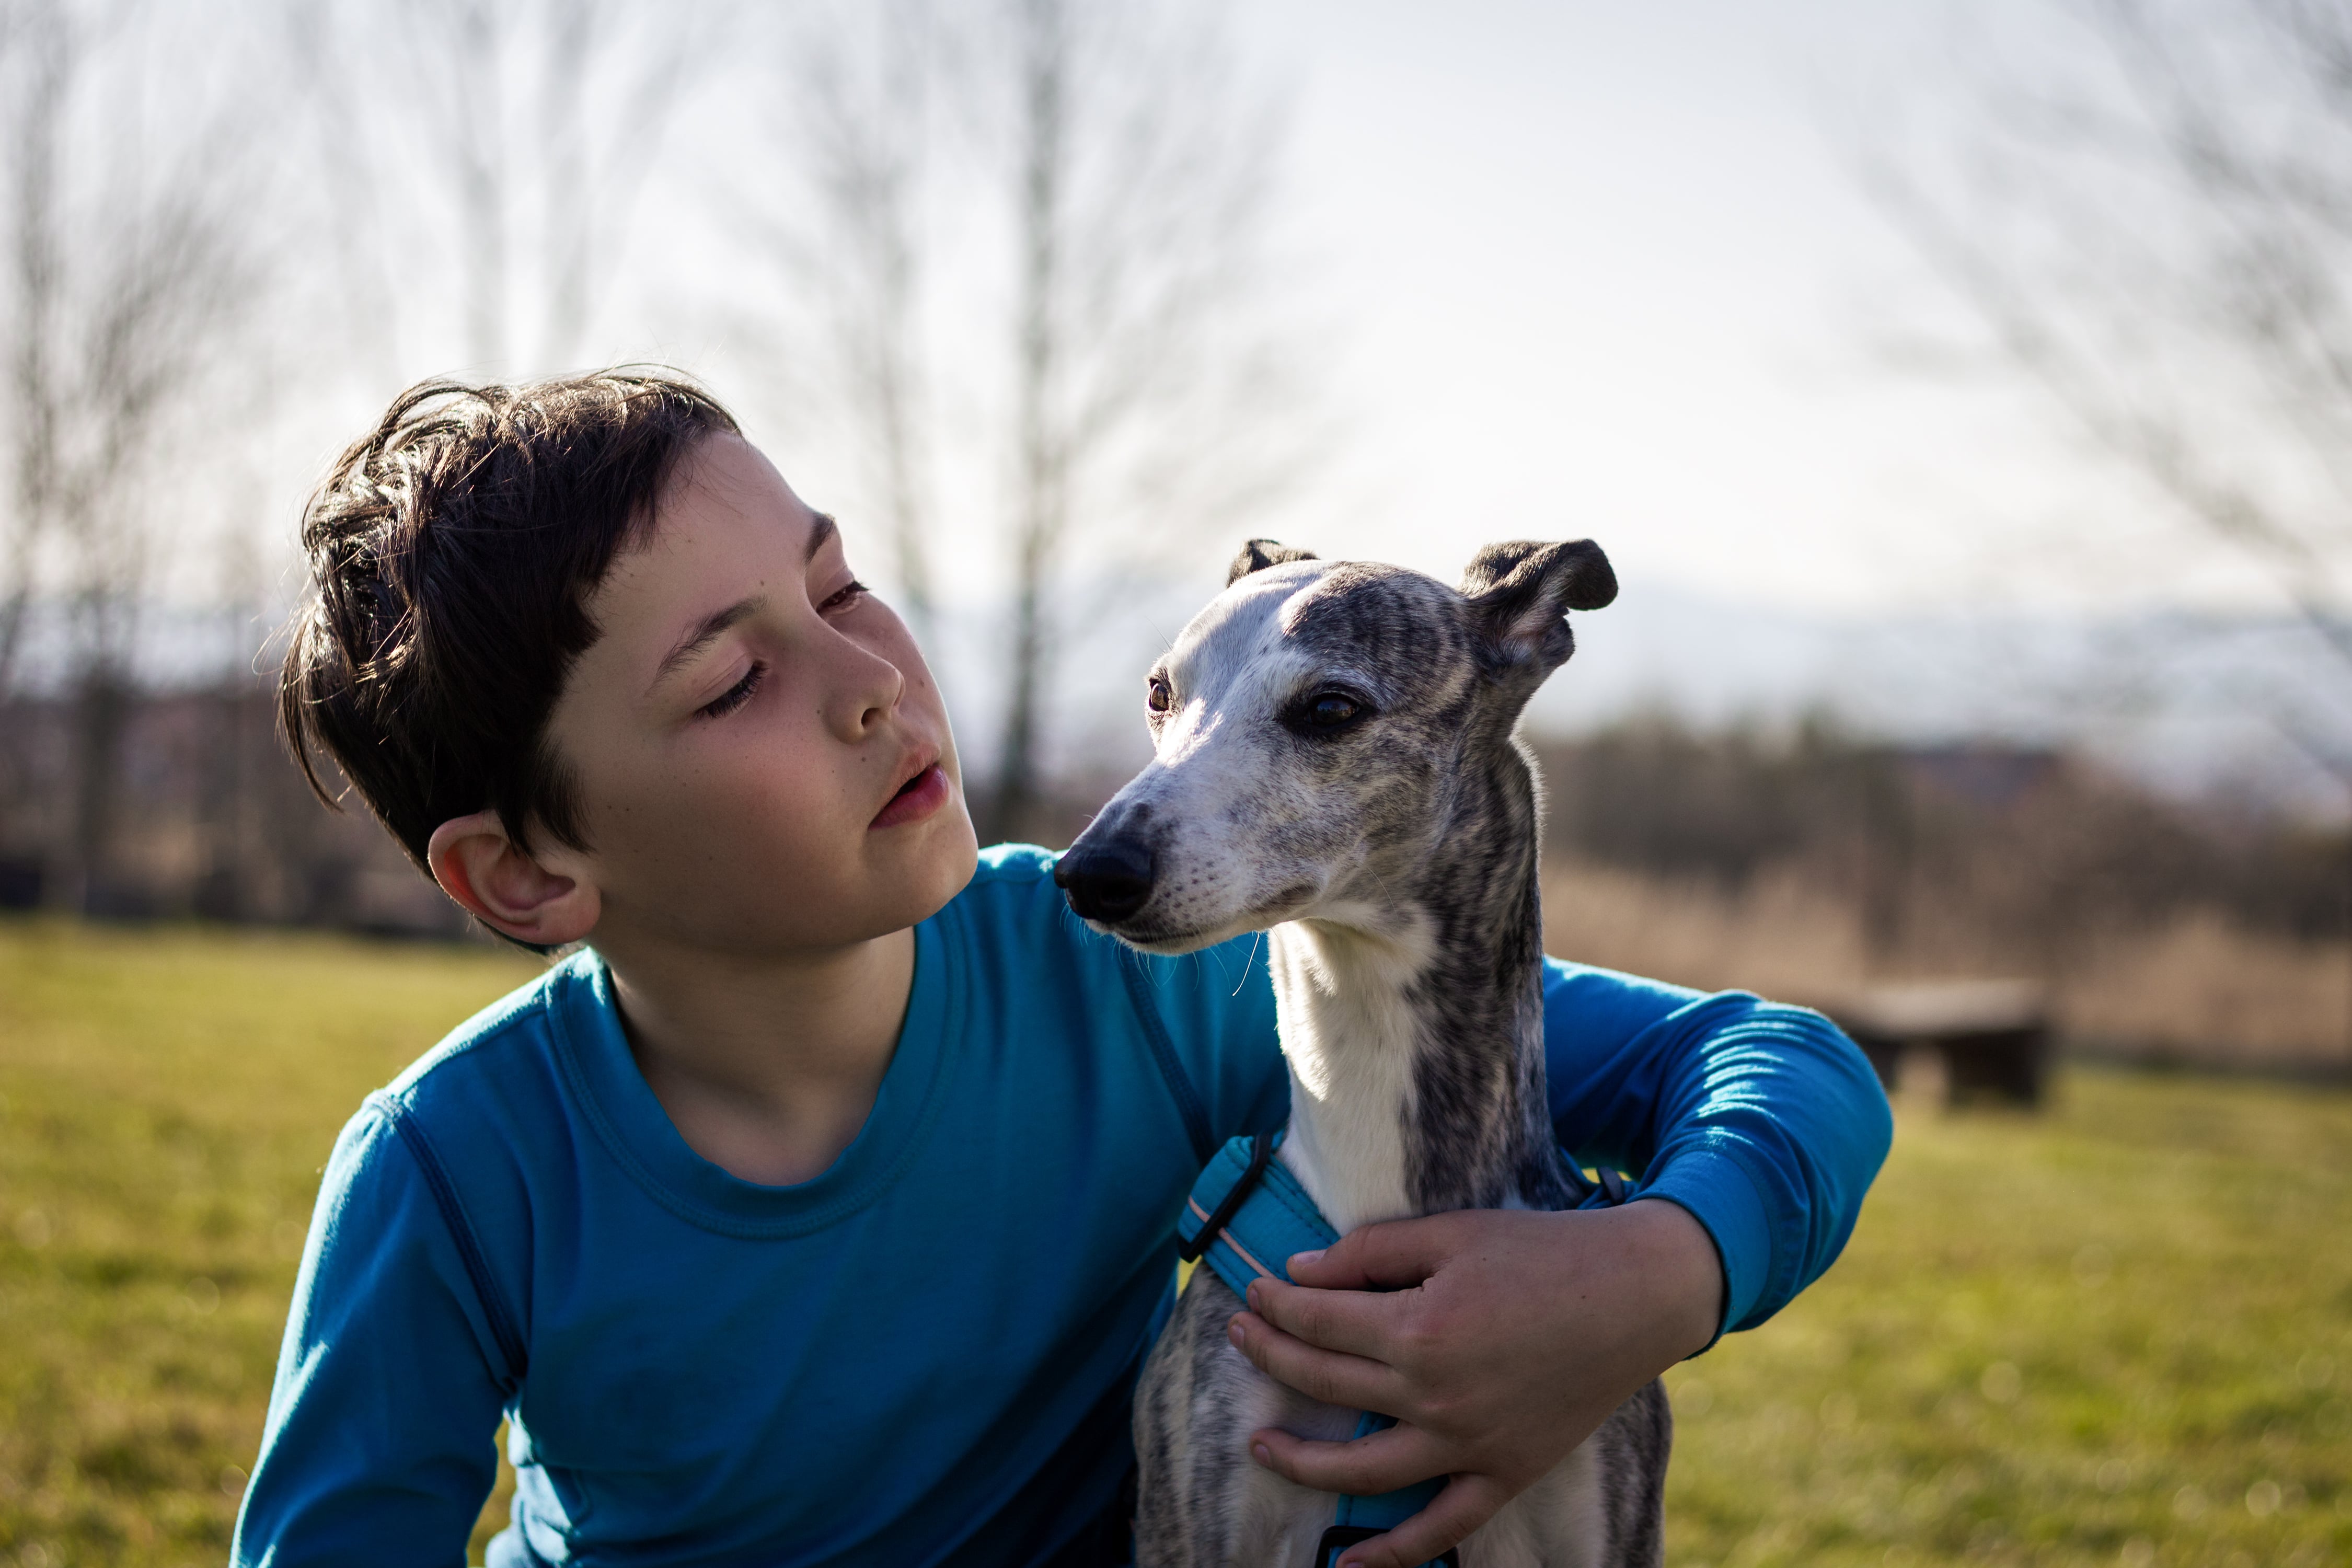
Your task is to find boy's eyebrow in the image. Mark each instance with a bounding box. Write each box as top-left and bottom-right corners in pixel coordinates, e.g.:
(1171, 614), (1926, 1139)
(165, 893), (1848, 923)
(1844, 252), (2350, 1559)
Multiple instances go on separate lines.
(652, 597), (766, 691)
(805, 511), (838, 561)
(648, 514), (838, 693)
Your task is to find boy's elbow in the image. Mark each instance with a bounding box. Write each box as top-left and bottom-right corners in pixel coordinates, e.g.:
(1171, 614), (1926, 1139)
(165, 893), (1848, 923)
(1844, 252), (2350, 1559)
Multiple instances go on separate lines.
(1815, 1007), (1895, 1165)
(1753, 997), (1896, 1180)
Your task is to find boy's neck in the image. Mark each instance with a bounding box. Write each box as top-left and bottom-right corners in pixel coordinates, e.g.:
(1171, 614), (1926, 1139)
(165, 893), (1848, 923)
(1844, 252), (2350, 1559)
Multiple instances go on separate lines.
(603, 923), (917, 1187)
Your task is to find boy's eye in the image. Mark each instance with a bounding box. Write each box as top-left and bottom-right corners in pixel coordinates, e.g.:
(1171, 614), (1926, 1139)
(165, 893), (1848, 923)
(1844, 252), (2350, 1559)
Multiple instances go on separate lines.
(698, 662), (765, 719)
(819, 579), (869, 613)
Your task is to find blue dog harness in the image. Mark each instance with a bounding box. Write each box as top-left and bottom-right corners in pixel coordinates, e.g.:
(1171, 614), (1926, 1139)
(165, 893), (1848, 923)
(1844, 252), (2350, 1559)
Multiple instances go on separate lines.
(1174, 1132), (1635, 1568)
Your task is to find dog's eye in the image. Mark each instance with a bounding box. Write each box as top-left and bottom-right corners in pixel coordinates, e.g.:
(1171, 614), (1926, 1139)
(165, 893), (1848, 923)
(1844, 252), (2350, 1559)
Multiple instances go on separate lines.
(1307, 693), (1360, 728)
(1146, 676), (1173, 714)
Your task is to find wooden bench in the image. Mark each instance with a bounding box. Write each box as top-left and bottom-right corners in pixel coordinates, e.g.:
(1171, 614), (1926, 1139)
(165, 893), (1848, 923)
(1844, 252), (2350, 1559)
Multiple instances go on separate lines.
(1824, 979), (2051, 1107)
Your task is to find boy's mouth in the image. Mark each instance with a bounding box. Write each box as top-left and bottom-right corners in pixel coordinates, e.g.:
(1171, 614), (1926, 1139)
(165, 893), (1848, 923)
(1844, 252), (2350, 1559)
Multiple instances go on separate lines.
(870, 760), (951, 831)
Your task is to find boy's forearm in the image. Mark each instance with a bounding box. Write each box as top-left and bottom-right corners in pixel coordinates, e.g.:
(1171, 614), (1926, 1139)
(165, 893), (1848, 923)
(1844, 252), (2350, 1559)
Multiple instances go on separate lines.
(1542, 964), (1893, 1339)
(1619, 1196), (1725, 1359)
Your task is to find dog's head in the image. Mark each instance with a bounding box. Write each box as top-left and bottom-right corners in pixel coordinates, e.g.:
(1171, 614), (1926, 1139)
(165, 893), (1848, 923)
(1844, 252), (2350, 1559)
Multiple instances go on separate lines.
(1056, 536), (1615, 951)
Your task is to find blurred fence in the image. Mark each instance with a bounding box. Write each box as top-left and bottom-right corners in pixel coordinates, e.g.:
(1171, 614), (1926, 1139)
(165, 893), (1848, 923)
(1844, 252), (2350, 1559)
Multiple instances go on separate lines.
(6, 684), (2349, 1080)
(0, 682), (460, 936)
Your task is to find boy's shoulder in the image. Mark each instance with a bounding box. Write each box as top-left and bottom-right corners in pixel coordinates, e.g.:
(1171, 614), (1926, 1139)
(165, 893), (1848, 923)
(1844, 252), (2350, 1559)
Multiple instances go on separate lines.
(345, 954), (592, 1196)
(943, 843), (1165, 989)
(964, 840), (1059, 887)
(312, 956), (603, 1301)
(951, 840), (1283, 1088)
(941, 842), (1081, 947)
(382, 954), (582, 1105)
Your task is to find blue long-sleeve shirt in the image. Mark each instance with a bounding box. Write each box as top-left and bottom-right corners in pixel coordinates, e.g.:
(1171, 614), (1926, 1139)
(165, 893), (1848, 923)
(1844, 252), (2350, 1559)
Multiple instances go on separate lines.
(232, 846), (1890, 1567)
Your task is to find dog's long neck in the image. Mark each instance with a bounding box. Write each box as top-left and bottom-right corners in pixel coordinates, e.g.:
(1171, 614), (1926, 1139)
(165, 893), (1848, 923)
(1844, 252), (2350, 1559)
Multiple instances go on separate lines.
(1269, 734), (1575, 1235)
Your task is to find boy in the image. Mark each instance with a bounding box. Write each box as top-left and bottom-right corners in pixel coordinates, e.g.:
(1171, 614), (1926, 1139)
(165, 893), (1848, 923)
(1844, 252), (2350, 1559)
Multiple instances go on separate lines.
(237, 372), (1890, 1568)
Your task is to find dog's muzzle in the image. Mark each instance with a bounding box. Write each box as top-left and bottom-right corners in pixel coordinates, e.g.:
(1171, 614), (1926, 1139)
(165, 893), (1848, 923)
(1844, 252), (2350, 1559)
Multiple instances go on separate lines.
(1053, 838), (1156, 923)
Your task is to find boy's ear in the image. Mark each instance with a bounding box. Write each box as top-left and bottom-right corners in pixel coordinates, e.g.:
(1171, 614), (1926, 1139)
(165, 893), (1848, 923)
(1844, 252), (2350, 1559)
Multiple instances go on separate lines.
(1459, 538), (1616, 679)
(1227, 538), (1319, 586)
(426, 811), (600, 949)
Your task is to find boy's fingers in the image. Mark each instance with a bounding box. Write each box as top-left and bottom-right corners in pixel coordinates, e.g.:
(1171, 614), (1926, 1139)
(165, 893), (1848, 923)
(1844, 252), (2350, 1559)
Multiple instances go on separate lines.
(1246, 1420), (1446, 1497)
(1228, 1310), (1404, 1413)
(1286, 1214), (1460, 1292)
(1243, 1276), (1394, 1361)
(1325, 1474), (1508, 1568)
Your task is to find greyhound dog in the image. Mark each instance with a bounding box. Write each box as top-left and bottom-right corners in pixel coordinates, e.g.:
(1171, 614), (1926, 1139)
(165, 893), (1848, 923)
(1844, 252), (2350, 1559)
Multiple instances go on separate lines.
(1055, 538), (1670, 1568)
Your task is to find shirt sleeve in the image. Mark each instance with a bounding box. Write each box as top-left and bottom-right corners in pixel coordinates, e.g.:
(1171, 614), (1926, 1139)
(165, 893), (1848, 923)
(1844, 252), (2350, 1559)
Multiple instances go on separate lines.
(1541, 960), (1893, 1344)
(232, 1100), (515, 1567)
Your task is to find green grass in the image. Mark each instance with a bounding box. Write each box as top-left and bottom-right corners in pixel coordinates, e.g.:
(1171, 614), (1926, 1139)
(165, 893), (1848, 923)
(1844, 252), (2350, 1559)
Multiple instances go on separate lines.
(1661, 1075), (2352, 1567)
(0, 919), (536, 1566)
(1, 919), (2348, 1566)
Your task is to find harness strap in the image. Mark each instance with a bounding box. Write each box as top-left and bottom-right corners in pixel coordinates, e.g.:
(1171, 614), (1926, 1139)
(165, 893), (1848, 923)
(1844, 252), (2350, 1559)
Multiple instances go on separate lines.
(1175, 1132), (1338, 1291)
(1177, 1132), (1277, 1265)
(1333, 1412), (1432, 1529)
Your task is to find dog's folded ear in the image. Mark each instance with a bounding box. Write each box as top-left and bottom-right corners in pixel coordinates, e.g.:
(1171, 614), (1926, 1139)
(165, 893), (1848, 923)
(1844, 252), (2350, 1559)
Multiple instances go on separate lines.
(1460, 539), (1616, 677)
(1227, 538), (1319, 586)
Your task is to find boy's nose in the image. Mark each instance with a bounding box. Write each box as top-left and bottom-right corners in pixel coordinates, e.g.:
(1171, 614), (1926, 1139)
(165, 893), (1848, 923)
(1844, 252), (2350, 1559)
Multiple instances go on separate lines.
(1055, 839), (1157, 923)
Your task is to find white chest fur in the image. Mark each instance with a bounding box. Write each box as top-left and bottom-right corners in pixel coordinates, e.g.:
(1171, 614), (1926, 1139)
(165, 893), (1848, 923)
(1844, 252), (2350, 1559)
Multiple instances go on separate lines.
(1264, 912), (1435, 1235)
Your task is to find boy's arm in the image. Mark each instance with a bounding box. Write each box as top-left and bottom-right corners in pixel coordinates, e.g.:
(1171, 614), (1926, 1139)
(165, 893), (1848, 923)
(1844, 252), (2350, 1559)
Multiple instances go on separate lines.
(1537, 962), (1893, 1338)
(233, 1103), (517, 1568)
(1227, 961), (1893, 1568)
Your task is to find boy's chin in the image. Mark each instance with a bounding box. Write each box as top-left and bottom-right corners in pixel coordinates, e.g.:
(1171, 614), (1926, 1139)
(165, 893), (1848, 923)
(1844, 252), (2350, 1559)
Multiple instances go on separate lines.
(897, 809), (982, 921)
(832, 803), (982, 940)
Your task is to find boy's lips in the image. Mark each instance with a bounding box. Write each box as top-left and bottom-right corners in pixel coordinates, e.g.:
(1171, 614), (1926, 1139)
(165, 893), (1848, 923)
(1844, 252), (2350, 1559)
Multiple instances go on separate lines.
(870, 761), (951, 830)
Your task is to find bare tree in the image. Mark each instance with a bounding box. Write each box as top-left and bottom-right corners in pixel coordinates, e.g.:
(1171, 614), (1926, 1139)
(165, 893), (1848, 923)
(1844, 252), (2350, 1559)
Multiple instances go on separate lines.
(295, 0), (711, 378)
(1864, 0), (2352, 700)
(763, 0), (943, 645)
(0, 0), (66, 701)
(764, 0), (1320, 843)
(986, 0), (1316, 838)
(0, 0), (258, 909)
(1863, 0), (2352, 1055)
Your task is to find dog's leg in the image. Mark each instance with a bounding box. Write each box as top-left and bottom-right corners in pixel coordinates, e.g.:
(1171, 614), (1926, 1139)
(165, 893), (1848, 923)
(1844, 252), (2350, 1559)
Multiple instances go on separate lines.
(1137, 1265), (1374, 1568)
(1133, 1280), (1206, 1567)
(1136, 1272), (1258, 1568)
(1461, 1375), (1667, 1568)
(1594, 1378), (1671, 1568)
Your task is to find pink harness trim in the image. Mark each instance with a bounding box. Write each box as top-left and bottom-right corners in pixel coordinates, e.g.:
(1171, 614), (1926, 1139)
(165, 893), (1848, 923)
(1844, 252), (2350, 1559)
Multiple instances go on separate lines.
(1184, 1195), (1280, 1282)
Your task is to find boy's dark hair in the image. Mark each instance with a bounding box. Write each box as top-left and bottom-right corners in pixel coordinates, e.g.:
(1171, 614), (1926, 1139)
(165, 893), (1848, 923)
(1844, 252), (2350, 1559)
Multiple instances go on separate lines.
(279, 370), (741, 878)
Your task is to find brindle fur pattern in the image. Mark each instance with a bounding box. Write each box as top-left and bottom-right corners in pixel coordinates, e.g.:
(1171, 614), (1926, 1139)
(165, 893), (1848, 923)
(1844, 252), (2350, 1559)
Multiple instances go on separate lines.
(1062, 538), (1670, 1566)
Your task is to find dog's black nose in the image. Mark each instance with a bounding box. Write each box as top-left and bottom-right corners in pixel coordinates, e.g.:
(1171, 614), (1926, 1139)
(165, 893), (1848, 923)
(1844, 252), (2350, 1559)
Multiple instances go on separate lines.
(1055, 839), (1157, 923)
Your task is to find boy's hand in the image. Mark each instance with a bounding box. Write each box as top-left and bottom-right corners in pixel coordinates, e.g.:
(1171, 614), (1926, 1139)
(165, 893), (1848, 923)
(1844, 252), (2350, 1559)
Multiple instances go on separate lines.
(1225, 1199), (1721, 1568)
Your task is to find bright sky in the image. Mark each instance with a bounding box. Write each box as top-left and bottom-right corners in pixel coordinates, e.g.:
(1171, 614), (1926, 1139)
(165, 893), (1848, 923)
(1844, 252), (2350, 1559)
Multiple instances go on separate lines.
(232, 0), (2280, 626)
(138, 0), (2329, 808)
(1224, 0), (2284, 617)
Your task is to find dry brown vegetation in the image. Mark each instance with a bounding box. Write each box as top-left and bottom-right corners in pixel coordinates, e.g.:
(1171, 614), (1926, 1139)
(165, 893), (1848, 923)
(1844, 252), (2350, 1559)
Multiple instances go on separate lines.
(1535, 720), (2352, 1079)
(1543, 863), (2352, 1076)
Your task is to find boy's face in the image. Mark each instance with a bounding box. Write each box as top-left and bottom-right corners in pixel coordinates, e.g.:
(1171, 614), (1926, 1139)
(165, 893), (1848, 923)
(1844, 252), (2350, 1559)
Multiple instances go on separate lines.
(541, 434), (977, 958)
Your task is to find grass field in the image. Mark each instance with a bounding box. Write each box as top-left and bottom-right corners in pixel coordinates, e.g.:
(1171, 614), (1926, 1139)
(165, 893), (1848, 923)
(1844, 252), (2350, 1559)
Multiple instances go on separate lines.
(1, 918), (2347, 1567)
